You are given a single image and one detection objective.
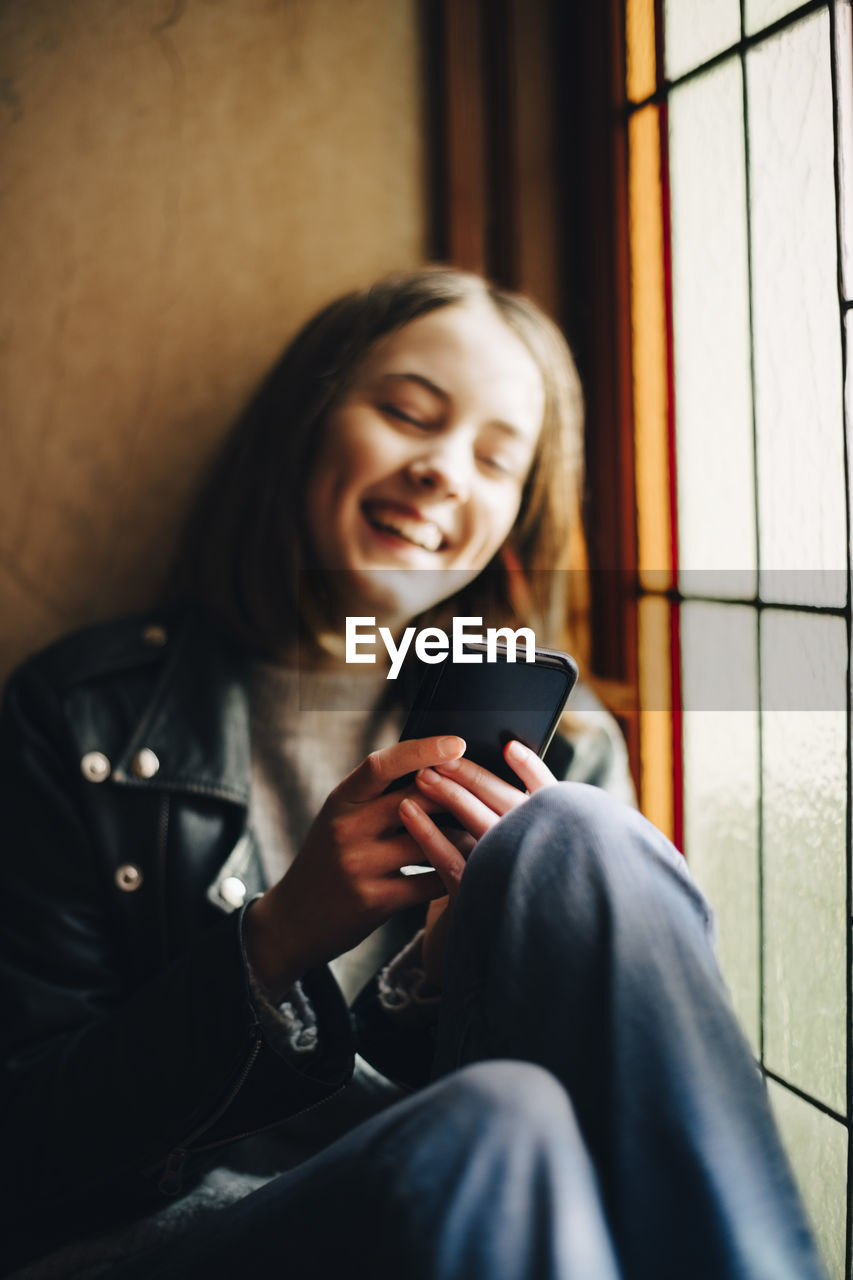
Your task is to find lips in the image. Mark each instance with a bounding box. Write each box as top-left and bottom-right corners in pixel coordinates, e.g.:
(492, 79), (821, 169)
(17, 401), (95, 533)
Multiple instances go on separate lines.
(362, 501), (446, 553)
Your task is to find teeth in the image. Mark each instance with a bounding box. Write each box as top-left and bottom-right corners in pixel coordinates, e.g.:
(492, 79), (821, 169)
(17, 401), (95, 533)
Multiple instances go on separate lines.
(367, 506), (444, 552)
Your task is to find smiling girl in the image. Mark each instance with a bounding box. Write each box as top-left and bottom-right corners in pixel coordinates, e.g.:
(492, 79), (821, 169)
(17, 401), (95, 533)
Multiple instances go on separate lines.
(0, 269), (826, 1280)
(304, 301), (545, 622)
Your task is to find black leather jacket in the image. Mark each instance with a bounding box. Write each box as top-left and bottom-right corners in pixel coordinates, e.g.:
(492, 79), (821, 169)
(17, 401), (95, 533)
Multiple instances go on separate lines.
(0, 607), (627, 1271)
(0, 609), (359, 1269)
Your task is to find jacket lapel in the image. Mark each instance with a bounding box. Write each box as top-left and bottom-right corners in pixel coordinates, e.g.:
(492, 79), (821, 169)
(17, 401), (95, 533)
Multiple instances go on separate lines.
(112, 611), (251, 807)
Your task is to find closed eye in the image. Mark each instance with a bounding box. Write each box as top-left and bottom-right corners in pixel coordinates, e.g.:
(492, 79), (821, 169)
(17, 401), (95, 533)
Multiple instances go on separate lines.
(381, 403), (432, 429)
(384, 407), (422, 427)
(478, 454), (516, 477)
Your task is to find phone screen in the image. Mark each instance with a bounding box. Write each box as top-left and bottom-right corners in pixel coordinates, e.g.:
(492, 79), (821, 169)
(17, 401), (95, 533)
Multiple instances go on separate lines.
(398, 644), (578, 788)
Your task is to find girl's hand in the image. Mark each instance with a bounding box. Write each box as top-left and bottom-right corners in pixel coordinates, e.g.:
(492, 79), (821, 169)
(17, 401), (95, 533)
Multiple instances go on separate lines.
(399, 741), (558, 988)
(245, 735), (466, 1001)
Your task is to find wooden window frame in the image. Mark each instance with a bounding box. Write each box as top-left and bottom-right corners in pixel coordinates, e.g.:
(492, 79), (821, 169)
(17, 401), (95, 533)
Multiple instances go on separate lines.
(421, 0), (642, 790)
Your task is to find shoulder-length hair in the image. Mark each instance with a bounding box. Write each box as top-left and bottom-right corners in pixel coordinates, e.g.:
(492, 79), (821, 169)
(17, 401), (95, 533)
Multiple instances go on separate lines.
(171, 267), (585, 657)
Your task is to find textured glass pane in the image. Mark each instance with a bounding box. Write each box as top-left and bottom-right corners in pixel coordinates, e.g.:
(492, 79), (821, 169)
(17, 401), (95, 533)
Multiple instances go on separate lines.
(761, 611), (847, 1113)
(768, 1082), (847, 1280)
(664, 0), (740, 81)
(837, 0), (853, 302)
(745, 0), (803, 35)
(748, 14), (846, 607)
(681, 603), (759, 1046)
(629, 107), (673, 588)
(626, 0), (657, 102)
(669, 60), (756, 598)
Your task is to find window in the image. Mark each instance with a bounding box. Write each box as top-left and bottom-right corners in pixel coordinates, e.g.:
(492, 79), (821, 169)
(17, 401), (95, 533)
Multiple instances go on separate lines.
(623, 1), (853, 1272)
(424, 5), (851, 1265)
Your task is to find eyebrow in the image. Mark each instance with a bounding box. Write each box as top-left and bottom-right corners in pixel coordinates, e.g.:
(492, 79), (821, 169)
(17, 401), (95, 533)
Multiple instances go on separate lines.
(378, 372), (530, 442)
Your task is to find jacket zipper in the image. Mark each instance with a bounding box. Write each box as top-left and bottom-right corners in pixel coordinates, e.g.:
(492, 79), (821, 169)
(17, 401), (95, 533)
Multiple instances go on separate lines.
(157, 1026), (263, 1195)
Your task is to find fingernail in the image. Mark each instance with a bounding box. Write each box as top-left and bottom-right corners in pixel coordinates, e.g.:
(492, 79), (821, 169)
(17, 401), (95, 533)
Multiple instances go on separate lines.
(506, 740), (528, 760)
(399, 798), (419, 818)
(418, 767), (440, 786)
(435, 757), (461, 771)
(438, 735), (465, 758)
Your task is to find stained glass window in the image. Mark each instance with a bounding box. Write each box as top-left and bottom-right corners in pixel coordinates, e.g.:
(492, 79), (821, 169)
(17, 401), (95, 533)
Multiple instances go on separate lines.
(624, 2), (852, 1272)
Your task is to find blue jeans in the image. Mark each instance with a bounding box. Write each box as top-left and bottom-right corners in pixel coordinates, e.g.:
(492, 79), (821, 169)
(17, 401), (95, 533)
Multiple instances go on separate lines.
(107, 784), (827, 1279)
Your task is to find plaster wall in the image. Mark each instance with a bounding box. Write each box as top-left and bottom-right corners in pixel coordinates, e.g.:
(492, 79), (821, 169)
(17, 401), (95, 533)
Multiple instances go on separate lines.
(0, 0), (426, 680)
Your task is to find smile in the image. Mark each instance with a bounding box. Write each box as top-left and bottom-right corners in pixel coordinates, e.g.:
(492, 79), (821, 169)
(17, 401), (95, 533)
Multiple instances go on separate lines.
(362, 502), (446, 553)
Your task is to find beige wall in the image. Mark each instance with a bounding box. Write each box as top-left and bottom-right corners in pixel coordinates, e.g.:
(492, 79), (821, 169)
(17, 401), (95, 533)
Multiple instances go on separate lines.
(0, 0), (426, 680)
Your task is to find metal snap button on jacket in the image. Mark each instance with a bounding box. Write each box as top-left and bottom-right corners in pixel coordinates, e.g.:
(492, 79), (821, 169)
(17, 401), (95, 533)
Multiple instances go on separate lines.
(131, 748), (160, 779)
(220, 877), (247, 909)
(115, 864), (143, 892)
(80, 751), (111, 783)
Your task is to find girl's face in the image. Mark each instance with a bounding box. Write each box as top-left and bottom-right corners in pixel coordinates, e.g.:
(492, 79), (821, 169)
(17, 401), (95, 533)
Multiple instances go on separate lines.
(305, 301), (546, 629)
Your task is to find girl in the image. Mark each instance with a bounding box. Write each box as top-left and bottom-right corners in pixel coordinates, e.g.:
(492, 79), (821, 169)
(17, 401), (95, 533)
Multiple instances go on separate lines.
(0, 269), (825, 1279)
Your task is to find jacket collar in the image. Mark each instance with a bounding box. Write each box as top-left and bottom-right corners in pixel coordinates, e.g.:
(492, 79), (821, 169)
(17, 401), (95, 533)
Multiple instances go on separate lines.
(112, 609), (251, 806)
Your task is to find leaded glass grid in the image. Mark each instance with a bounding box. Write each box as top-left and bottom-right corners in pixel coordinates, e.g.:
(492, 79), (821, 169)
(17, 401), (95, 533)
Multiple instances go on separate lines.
(624, 2), (852, 1273)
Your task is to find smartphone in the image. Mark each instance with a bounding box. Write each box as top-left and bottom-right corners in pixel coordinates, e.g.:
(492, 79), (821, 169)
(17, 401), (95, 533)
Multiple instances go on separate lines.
(397, 641), (578, 789)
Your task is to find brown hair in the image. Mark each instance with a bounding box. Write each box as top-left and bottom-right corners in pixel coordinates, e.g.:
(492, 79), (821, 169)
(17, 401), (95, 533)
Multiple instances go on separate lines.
(171, 267), (585, 657)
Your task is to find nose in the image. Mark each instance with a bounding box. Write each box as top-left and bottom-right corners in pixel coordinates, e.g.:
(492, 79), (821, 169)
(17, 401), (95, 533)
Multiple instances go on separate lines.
(405, 437), (474, 501)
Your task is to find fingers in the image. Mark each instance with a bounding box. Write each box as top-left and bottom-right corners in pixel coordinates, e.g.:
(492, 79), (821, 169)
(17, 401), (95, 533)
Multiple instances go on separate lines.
(368, 783), (448, 832)
(337, 736), (466, 804)
(430, 754), (528, 816)
(398, 798), (467, 899)
(343, 827), (440, 877)
(414, 769), (498, 840)
(502, 740), (558, 792)
(386, 866), (448, 910)
(444, 828), (477, 858)
(432, 742), (557, 803)
(412, 742), (557, 838)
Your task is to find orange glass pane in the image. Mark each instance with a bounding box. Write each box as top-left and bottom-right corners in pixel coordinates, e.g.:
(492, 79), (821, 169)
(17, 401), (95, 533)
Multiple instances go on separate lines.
(629, 106), (672, 591)
(638, 594), (674, 839)
(626, 0), (657, 102)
